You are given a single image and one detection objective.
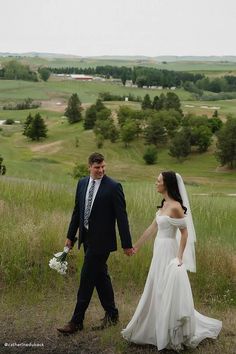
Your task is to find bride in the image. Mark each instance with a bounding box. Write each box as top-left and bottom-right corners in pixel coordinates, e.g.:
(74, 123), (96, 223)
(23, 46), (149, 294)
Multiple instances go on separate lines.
(121, 171), (222, 351)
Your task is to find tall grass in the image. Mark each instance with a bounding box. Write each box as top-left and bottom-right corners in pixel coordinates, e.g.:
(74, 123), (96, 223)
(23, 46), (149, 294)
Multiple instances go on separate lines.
(0, 178), (235, 307)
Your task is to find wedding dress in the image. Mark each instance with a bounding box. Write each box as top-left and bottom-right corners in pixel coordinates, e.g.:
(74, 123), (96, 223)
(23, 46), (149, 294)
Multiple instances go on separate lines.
(121, 213), (222, 351)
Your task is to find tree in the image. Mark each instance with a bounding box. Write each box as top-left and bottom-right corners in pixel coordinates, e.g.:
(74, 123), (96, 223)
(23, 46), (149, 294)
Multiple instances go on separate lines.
(121, 69), (127, 86)
(165, 92), (182, 113)
(23, 113), (47, 141)
(64, 93), (82, 124)
(142, 94), (152, 110)
(144, 116), (167, 146)
(0, 155), (6, 175)
(38, 67), (51, 81)
(212, 110), (218, 118)
(216, 117), (236, 169)
(120, 120), (137, 147)
(95, 99), (105, 112)
(169, 130), (191, 161)
(96, 108), (112, 121)
(152, 95), (160, 110)
(143, 145), (158, 165)
(190, 125), (212, 153)
(208, 117), (223, 134)
(156, 110), (182, 139)
(23, 113), (34, 136)
(84, 105), (97, 129)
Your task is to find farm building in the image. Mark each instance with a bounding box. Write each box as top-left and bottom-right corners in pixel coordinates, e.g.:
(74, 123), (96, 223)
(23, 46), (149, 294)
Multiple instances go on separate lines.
(70, 74), (93, 81)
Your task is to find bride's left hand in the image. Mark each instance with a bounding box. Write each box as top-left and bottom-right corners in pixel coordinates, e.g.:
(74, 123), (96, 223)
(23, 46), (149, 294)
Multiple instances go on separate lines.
(177, 258), (183, 266)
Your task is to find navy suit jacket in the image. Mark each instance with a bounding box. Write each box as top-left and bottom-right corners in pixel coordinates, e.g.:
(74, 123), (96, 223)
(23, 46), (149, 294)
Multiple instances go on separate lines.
(67, 175), (132, 253)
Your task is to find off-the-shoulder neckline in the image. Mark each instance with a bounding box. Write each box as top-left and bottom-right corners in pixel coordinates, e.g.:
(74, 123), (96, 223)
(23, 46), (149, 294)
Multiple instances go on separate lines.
(157, 213), (186, 220)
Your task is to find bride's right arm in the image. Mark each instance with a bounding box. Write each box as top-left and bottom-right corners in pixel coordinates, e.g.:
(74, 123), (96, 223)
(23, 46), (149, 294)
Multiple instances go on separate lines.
(134, 218), (157, 252)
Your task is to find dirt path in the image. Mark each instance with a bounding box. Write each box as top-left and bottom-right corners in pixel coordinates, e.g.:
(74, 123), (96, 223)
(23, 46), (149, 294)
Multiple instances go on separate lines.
(0, 287), (235, 354)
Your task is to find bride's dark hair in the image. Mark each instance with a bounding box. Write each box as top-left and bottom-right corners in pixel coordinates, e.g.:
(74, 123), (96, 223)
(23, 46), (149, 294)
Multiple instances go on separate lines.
(158, 171), (187, 214)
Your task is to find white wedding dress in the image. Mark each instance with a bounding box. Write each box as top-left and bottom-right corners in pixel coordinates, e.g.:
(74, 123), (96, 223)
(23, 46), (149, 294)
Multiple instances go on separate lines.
(122, 213), (222, 351)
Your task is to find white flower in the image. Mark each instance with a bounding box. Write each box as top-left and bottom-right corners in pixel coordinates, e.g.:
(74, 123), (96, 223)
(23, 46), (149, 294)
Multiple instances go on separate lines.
(49, 246), (70, 275)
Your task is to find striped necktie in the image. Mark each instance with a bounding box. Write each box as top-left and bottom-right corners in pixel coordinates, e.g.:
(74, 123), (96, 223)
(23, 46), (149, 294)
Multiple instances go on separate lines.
(84, 179), (95, 228)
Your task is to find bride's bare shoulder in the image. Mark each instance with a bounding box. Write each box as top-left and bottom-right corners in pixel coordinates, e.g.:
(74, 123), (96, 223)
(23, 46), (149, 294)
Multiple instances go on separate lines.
(170, 201), (184, 218)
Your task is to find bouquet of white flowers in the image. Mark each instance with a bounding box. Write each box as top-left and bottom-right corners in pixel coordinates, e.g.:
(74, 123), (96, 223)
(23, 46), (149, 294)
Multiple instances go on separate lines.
(49, 246), (70, 275)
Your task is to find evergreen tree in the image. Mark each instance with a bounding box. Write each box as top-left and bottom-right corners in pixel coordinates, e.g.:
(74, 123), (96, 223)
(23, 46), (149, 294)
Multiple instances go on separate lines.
(95, 99), (105, 112)
(84, 105), (97, 129)
(65, 93), (82, 124)
(23, 113), (47, 141)
(23, 113), (34, 136)
(152, 95), (160, 110)
(144, 116), (167, 146)
(165, 92), (182, 113)
(142, 94), (152, 110)
(158, 93), (166, 110)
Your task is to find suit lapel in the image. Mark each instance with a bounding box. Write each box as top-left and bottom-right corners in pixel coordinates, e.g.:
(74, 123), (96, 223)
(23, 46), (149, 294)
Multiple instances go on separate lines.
(81, 176), (90, 218)
(90, 175), (106, 213)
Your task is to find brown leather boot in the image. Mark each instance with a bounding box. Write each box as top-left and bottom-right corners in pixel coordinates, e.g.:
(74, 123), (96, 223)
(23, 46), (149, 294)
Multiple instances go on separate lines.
(57, 321), (83, 334)
(92, 313), (119, 330)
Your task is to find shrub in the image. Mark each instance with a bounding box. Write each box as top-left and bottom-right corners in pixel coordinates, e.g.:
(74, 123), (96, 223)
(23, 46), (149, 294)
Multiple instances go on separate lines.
(143, 145), (158, 165)
(72, 163), (88, 179)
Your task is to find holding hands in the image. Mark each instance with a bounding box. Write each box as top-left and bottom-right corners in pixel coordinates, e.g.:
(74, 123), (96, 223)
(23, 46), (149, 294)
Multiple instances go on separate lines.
(123, 245), (139, 256)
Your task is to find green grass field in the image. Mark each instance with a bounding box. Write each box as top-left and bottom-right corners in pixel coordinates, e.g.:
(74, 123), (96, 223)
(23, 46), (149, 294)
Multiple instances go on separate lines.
(0, 62), (235, 353)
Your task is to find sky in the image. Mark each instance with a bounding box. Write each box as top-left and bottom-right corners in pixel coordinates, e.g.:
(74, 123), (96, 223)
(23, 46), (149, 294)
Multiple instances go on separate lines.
(1, 0), (236, 57)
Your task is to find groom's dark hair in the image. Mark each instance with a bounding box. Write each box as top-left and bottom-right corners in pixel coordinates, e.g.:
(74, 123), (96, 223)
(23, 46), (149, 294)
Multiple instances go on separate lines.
(159, 171), (187, 214)
(88, 152), (105, 165)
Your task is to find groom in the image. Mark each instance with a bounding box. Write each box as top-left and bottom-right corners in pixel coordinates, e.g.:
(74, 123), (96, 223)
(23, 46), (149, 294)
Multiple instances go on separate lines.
(57, 152), (133, 334)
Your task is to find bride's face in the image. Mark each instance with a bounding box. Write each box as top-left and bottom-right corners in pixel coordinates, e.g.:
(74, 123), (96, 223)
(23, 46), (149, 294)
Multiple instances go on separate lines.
(156, 173), (166, 194)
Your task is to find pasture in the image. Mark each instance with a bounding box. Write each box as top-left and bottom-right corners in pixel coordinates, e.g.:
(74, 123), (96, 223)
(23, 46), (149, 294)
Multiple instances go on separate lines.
(0, 59), (236, 353)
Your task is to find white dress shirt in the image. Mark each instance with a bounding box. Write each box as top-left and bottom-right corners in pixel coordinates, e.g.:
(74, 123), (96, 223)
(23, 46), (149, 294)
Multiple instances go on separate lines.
(84, 176), (102, 214)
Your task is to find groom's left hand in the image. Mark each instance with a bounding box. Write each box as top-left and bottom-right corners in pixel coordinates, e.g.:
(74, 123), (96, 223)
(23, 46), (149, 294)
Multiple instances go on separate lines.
(123, 248), (135, 256)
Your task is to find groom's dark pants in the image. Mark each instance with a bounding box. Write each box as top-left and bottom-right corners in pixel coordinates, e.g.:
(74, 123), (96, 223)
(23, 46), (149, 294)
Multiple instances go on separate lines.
(71, 229), (118, 324)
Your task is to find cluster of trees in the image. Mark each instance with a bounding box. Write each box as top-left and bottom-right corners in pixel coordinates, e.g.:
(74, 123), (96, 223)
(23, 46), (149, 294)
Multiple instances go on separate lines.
(0, 60), (51, 82)
(3, 98), (40, 110)
(61, 93), (236, 169)
(23, 113), (47, 140)
(0, 60), (38, 81)
(184, 75), (236, 98)
(83, 99), (118, 147)
(47, 65), (203, 87)
(98, 92), (142, 102)
(141, 92), (182, 113)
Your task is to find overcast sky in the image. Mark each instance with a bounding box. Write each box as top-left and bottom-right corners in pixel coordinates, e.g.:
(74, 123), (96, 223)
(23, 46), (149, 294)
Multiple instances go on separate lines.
(1, 0), (236, 56)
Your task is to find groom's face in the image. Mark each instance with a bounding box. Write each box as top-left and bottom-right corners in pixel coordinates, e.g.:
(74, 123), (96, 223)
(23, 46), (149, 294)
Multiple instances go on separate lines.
(89, 161), (106, 180)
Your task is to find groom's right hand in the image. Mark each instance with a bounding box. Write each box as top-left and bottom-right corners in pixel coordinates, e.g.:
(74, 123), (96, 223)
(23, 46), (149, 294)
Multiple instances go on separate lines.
(65, 238), (73, 250)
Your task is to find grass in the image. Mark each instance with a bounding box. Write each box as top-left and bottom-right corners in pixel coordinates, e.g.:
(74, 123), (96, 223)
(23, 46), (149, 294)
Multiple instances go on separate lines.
(0, 67), (236, 352)
(0, 177), (235, 353)
(0, 78), (194, 105)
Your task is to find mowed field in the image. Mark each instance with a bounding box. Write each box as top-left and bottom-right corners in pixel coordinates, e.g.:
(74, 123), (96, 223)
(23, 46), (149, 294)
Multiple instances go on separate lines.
(0, 59), (236, 353)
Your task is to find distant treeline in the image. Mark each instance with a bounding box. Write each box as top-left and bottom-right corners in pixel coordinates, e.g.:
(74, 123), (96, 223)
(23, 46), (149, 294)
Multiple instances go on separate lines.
(0, 60), (50, 82)
(47, 65), (204, 88)
(0, 60), (38, 81)
(47, 65), (236, 93)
